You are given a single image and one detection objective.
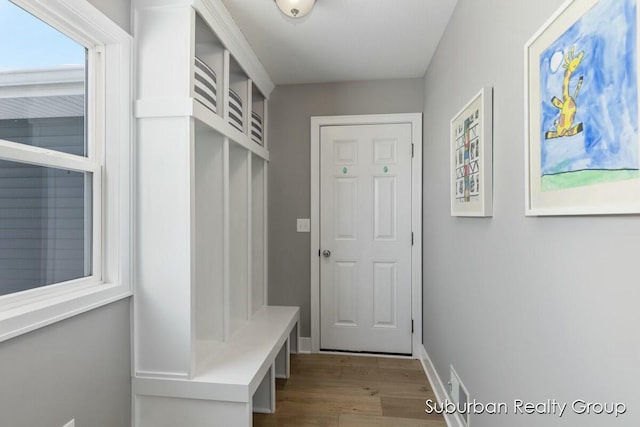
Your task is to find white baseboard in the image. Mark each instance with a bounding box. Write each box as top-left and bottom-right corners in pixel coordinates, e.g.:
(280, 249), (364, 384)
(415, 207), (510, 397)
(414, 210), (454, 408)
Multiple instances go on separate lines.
(419, 345), (466, 427)
(298, 337), (311, 353)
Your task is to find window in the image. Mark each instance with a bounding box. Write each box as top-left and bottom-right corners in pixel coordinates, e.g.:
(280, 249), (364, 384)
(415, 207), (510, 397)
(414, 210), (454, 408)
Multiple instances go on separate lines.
(0, 0), (132, 341)
(0, 0), (94, 296)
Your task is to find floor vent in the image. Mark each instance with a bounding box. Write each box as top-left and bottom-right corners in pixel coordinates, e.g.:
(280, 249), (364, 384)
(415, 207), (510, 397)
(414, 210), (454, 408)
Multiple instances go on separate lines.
(450, 366), (470, 426)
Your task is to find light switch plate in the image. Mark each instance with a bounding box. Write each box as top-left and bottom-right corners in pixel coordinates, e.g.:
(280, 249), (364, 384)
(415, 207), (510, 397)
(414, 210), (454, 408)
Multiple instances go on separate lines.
(297, 218), (310, 232)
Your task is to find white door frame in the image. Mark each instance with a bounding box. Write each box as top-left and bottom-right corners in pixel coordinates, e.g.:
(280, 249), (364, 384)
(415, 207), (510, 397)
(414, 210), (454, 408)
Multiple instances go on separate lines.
(310, 113), (423, 358)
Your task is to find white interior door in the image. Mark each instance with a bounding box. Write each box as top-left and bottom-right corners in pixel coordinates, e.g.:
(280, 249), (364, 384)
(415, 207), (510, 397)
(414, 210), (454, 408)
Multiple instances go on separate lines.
(320, 123), (413, 354)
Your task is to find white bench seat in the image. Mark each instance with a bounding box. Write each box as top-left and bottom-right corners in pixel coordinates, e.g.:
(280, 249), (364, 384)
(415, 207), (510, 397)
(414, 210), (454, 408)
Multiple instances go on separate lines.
(134, 306), (299, 427)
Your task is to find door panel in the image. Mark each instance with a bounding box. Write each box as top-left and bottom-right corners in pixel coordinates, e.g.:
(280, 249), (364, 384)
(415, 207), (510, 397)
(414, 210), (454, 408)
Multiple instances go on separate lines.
(374, 176), (396, 240)
(334, 178), (358, 240)
(320, 123), (412, 354)
(334, 261), (358, 326)
(373, 262), (397, 328)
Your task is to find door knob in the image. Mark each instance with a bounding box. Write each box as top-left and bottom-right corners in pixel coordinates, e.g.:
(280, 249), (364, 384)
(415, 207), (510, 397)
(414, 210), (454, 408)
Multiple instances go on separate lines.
(322, 250), (331, 258)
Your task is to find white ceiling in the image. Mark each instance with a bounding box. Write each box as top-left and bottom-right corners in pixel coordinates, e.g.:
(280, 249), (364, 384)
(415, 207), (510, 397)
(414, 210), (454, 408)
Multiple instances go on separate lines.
(221, 0), (458, 85)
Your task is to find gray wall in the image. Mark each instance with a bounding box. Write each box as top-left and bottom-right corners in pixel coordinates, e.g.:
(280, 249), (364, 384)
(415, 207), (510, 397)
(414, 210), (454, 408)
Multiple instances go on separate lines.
(0, 2), (133, 427)
(268, 79), (425, 336)
(423, 1), (640, 426)
(0, 300), (131, 427)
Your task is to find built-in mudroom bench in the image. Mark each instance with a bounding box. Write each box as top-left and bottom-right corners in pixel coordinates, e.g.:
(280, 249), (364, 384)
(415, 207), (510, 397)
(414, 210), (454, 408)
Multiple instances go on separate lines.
(134, 306), (299, 426)
(132, 0), (298, 425)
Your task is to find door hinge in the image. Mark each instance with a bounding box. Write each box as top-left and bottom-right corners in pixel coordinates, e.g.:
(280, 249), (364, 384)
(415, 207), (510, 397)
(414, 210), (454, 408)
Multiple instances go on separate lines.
(411, 232), (414, 246)
(411, 143), (414, 158)
(411, 319), (414, 333)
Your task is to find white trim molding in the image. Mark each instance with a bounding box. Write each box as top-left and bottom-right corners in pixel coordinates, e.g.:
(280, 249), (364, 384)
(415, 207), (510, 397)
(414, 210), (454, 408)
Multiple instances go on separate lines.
(298, 337), (311, 353)
(419, 345), (466, 427)
(310, 113), (423, 357)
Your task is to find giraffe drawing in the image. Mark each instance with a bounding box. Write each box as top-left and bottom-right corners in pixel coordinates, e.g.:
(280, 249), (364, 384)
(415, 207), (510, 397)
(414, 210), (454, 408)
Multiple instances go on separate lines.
(545, 47), (585, 139)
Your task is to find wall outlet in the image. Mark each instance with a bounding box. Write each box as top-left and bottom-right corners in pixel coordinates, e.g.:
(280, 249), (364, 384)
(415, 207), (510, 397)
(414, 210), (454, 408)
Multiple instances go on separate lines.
(296, 218), (310, 233)
(62, 420), (75, 427)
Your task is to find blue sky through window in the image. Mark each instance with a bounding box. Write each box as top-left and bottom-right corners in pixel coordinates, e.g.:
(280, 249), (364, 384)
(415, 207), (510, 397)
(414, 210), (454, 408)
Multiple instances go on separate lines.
(0, 0), (85, 71)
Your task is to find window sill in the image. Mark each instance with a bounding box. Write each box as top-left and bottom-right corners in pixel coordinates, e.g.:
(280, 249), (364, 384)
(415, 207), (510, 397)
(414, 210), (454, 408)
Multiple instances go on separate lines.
(0, 282), (131, 343)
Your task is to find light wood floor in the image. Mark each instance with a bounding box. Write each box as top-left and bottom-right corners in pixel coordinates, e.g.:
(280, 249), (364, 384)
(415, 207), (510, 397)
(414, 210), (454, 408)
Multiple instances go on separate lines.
(253, 353), (446, 427)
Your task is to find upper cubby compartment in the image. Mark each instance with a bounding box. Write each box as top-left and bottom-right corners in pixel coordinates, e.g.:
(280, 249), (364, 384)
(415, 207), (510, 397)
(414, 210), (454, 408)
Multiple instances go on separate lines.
(135, 0), (274, 160)
(251, 85), (267, 148)
(227, 55), (250, 135)
(194, 13), (224, 118)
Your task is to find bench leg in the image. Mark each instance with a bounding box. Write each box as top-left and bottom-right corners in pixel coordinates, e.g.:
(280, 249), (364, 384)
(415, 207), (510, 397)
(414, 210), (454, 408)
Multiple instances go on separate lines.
(289, 323), (299, 354)
(275, 338), (290, 379)
(252, 364), (275, 414)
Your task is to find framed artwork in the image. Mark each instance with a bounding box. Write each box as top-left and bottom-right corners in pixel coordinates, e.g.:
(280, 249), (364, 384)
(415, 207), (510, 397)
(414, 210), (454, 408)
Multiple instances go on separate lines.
(450, 87), (493, 217)
(525, 0), (640, 215)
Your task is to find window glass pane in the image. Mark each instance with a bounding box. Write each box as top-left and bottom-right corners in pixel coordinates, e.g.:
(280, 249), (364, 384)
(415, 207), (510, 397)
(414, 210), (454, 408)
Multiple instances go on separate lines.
(0, 160), (91, 295)
(0, 0), (87, 157)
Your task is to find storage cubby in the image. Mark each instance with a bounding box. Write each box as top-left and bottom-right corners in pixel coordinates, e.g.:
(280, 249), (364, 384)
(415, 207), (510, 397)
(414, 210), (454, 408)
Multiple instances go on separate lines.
(194, 13), (225, 117)
(251, 155), (266, 313)
(194, 124), (225, 348)
(229, 143), (250, 335)
(227, 55), (250, 134)
(251, 85), (267, 147)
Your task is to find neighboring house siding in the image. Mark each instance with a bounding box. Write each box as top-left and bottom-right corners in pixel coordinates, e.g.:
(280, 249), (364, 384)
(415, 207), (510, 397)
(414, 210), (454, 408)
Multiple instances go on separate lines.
(0, 117), (86, 295)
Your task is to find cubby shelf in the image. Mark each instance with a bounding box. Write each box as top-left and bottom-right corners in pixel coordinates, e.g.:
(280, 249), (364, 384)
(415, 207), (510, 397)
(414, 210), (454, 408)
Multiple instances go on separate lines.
(133, 0), (295, 425)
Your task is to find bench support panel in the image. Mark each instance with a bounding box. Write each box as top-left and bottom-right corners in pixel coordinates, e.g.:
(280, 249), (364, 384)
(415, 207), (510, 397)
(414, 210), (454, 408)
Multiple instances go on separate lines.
(135, 395), (251, 427)
(275, 338), (290, 379)
(252, 364), (275, 414)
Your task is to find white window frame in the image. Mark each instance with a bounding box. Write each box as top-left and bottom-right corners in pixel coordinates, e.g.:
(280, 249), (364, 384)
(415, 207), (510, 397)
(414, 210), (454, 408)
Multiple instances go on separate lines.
(0, 0), (132, 342)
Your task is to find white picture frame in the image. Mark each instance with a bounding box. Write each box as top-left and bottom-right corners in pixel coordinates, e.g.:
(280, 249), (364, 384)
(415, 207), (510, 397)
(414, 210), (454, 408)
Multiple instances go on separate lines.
(450, 87), (493, 217)
(524, 0), (640, 215)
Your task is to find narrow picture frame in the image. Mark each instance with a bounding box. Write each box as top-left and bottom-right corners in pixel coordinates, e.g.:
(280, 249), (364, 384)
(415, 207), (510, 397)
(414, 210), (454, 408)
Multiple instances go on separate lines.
(450, 87), (493, 217)
(524, 0), (640, 215)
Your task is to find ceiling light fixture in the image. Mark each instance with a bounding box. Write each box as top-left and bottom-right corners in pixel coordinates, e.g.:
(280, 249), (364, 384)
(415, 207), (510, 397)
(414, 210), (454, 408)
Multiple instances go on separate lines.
(274, 0), (316, 18)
